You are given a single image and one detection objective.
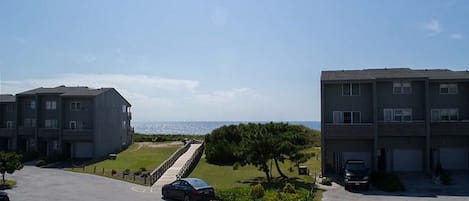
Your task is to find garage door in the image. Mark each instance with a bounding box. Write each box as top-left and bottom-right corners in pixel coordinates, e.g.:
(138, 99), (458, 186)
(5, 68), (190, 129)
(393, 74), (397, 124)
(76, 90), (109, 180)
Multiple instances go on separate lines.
(440, 148), (469, 170)
(74, 142), (93, 158)
(393, 149), (422, 171)
(343, 152), (372, 169)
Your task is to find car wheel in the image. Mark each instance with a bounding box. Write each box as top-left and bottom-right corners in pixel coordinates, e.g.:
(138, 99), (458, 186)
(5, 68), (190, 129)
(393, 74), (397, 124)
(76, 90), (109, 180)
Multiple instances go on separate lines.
(162, 190), (168, 199)
(184, 195), (191, 201)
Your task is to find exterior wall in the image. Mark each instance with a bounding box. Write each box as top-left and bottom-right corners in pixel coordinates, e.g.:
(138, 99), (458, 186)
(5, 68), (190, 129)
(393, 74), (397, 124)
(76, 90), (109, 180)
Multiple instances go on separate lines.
(38, 95), (60, 128)
(322, 76), (469, 175)
(93, 89), (131, 158)
(62, 98), (94, 129)
(323, 83), (373, 123)
(324, 139), (373, 174)
(0, 101), (17, 151)
(429, 82), (469, 120)
(376, 81), (426, 121)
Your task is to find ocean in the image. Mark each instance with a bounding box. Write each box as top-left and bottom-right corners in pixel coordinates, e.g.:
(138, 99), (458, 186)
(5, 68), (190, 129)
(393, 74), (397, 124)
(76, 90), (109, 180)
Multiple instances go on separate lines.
(133, 121), (321, 135)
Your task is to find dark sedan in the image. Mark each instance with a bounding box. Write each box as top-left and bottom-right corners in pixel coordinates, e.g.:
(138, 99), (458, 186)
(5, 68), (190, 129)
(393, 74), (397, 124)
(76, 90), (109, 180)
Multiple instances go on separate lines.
(162, 178), (215, 201)
(0, 191), (9, 201)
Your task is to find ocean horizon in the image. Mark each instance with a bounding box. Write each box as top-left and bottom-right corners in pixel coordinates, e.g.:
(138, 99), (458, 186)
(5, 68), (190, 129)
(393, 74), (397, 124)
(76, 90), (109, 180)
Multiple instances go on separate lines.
(133, 121), (321, 135)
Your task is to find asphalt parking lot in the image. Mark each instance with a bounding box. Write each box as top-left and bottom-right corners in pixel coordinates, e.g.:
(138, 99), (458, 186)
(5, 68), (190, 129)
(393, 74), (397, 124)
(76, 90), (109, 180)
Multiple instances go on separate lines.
(322, 173), (469, 201)
(5, 165), (163, 201)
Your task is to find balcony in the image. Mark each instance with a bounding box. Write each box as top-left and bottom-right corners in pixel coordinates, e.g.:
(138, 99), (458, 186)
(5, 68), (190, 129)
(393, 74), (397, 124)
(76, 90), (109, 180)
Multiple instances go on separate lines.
(0, 128), (16, 137)
(378, 121), (425, 136)
(62, 129), (94, 141)
(18, 127), (36, 137)
(431, 121), (469, 136)
(323, 123), (374, 139)
(38, 128), (59, 139)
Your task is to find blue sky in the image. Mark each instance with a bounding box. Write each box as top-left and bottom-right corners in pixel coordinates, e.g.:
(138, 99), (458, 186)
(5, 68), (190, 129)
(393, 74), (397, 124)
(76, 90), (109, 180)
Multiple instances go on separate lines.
(1, 0), (469, 121)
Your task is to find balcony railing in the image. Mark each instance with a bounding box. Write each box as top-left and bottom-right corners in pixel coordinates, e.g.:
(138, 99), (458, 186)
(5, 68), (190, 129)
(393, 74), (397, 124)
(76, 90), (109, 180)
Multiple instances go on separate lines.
(323, 123), (374, 139)
(0, 128), (16, 137)
(38, 128), (59, 138)
(378, 121), (425, 136)
(18, 127), (36, 136)
(62, 129), (94, 141)
(431, 121), (469, 136)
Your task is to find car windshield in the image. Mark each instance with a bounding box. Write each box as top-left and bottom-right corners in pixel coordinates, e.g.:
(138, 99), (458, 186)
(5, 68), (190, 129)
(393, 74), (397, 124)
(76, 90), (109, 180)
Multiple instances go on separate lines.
(186, 179), (209, 188)
(346, 163), (367, 171)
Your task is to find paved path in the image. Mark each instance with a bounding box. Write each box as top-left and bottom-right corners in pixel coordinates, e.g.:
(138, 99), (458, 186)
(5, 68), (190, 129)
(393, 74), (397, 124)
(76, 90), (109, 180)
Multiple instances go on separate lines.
(322, 173), (469, 201)
(152, 143), (202, 190)
(6, 166), (161, 201)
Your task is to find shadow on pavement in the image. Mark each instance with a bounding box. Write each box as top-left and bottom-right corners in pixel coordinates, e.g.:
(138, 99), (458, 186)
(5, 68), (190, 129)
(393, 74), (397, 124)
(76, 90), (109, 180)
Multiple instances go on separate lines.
(330, 172), (469, 198)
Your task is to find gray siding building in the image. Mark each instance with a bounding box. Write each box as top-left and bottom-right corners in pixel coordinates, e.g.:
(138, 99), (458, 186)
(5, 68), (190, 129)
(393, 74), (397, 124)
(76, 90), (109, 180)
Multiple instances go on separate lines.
(0, 86), (132, 158)
(0, 94), (17, 151)
(321, 68), (469, 175)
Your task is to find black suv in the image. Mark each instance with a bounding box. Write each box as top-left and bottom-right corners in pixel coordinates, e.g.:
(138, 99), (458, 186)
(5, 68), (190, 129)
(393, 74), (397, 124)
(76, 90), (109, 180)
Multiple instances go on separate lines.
(344, 160), (370, 190)
(0, 191), (9, 201)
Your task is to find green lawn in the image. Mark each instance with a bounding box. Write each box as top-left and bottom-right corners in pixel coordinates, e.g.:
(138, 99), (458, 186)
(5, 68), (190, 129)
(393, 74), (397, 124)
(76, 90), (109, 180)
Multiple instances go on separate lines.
(189, 147), (322, 200)
(190, 147), (321, 189)
(69, 142), (182, 173)
(0, 179), (16, 190)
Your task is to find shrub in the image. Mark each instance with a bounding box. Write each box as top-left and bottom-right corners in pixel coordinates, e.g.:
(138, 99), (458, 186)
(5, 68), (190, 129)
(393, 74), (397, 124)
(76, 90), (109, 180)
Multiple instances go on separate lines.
(320, 177), (332, 186)
(233, 162), (240, 170)
(21, 152), (38, 162)
(139, 167), (147, 172)
(250, 184), (265, 199)
(440, 172), (451, 185)
(123, 169), (130, 175)
(371, 171), (405, 192)
(111, 169), (117, 175)
(283, 183), (296, 194)
(140, 172), (149, 178)
(35, 160), (47, 167)
(216, 187), (251, 201)
(133, 170), (142, 176)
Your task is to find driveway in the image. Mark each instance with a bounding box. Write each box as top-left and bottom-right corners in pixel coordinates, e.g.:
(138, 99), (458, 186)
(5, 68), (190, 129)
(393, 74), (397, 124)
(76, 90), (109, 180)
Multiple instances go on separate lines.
(5, 165), (164, 201)
(322, 173), (469, 201)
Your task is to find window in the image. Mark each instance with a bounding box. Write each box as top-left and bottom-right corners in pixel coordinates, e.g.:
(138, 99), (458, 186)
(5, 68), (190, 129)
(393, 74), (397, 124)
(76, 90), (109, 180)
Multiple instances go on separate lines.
(122, 105), (127, 113)
(69, 121), (77, 129)
(332, 111), (360, 124)
(30, 100), (36, 109)
(431, 109), (458, 121)
(70, 102), (81, 111)
(46, 101), (57, 110)
(383, 108), (412, 122)
(383, 109), (393, 122)
(6, 121), (14, 128)
(342, 83), (360, 96)
(393, 81), (411, 94)
(440, 84), (458, 94)
(24, 118), (36, 128)
(45, 119), (58, 128)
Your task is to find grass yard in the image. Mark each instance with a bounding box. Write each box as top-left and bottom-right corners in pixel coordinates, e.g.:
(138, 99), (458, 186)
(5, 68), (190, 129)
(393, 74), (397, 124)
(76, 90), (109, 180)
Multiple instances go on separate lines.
(189, 147), (322, 200)
(0, 179), (16, 190)
(68, 142), (182, 179)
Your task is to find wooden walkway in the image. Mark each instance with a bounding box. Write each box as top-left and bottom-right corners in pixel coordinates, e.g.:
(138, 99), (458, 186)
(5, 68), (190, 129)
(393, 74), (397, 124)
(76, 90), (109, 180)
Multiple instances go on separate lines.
(151, 143), (202, 189)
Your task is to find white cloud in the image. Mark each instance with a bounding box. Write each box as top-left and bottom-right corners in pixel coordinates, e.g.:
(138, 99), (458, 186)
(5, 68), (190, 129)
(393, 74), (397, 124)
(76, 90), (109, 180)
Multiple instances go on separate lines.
(424, 19), (441, 35)
(0, 74), (277, 121)
(449, 33), (463, 39)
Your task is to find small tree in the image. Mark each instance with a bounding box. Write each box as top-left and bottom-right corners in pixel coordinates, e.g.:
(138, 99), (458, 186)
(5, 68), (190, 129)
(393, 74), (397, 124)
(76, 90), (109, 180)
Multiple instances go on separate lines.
(0, 152), (23, 184)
